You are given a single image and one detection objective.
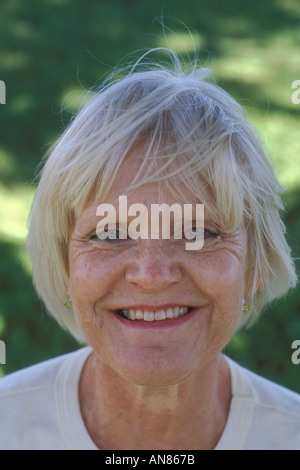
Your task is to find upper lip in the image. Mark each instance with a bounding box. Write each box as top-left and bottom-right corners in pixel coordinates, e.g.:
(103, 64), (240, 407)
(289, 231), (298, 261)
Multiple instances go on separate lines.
(115, 303), (195, 311)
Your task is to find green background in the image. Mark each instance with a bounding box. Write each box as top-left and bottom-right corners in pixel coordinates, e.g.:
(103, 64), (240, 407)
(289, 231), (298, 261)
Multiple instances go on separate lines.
(0, 0), (299, 392)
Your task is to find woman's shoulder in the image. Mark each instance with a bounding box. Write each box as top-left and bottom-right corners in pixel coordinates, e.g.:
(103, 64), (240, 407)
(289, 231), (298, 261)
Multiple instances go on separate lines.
(225, 355), (300, 414)
(0, 346), (90, 396)
(216, 356), (300, 450)
(0, 346), (92, 450)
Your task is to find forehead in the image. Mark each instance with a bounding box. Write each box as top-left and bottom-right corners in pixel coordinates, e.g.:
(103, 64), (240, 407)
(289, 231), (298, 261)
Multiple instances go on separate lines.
(80, 184), (201, 223)
(97, 152), (206, 205)
(91, 162), (204, 215)
(78, 144), (241, 231)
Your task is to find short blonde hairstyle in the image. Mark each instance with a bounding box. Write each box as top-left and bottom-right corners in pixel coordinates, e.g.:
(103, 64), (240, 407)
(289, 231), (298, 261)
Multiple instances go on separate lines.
(27, 51), (297, 341)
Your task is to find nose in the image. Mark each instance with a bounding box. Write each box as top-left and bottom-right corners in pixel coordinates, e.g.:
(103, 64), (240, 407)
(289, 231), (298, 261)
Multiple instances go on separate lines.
(125, 239), (182, 291)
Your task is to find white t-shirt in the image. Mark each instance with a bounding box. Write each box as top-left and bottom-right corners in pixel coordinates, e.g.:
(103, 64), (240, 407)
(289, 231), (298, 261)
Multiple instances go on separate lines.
(0, 346), (299, 450)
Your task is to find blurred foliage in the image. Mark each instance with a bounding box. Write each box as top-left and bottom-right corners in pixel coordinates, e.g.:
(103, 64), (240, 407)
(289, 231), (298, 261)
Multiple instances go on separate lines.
(0, 0), (299, 391)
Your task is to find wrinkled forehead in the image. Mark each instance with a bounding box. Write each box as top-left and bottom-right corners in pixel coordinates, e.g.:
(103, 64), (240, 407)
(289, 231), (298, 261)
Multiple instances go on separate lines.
(89, 148), (205, 201)
(77, 137), (244, 232)
(82, 158), (225, 231)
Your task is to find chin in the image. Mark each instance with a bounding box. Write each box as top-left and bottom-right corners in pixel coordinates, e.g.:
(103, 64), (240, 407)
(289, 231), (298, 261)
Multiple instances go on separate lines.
(111, 353), (195, 387)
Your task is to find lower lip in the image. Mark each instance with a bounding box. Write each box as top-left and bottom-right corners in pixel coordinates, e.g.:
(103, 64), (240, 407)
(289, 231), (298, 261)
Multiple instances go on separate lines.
(109, 308), (200, 329)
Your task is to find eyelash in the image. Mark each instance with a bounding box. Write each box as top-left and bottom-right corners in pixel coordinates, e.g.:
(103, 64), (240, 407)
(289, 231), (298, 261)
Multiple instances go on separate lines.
(185, 227), (220, 239)
(89, 229), (123, 242)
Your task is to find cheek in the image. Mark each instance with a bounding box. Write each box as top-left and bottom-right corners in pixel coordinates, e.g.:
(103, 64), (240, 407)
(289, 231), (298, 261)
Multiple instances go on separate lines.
(69, 246), (137, 319)
(188, 253), (247, 301)
(69, 252), (117, 305)
(189, 255), (246, 347)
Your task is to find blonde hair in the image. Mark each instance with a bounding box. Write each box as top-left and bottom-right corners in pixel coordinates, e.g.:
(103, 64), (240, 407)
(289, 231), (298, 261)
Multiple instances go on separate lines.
(27, 50), (297, 341)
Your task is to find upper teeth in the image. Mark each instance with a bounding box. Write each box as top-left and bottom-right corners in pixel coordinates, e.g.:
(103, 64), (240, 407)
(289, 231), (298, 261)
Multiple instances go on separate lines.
(121, 306), (190, 321)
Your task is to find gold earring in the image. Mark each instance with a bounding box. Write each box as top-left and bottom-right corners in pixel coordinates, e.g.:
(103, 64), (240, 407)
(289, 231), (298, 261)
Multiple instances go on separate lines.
(242, 298), (250, 312)
(64, 296), (72, 309)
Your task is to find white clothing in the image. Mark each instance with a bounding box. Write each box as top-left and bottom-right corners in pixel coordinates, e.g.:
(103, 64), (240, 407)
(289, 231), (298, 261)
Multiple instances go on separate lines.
(0, 346), (299, 450)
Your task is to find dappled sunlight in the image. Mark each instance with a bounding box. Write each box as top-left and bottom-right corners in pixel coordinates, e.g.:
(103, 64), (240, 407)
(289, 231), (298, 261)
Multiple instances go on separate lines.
(0, 184), (35, 243)
(275, 0), (300, 15)
(216, 41), (299, 86)
(0, 148), (16, 179)
(0, 313), (6, 337)
(60, 88), (93, 113)
(256, 114), (300, 189)
(11, 20), (35, 41)
(45, 0), (70, 5)
(156, 31), (205, 55)
(0, 51), (29, 71)
(19, 248), (33, 277)
(215, 54), (271, 84)
(10, 93), (35, 114)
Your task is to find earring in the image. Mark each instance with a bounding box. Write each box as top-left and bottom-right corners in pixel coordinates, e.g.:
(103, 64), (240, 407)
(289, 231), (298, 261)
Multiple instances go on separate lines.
(242, 298), (250, 312)
(64, 297), (72, 309)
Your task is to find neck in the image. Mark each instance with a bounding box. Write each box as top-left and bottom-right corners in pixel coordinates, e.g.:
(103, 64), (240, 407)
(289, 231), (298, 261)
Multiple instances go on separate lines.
(79, 352), (231, 450)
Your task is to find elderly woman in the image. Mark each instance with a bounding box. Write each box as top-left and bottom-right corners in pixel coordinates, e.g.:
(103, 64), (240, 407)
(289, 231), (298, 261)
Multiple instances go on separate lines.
(0, 52), (299, 450)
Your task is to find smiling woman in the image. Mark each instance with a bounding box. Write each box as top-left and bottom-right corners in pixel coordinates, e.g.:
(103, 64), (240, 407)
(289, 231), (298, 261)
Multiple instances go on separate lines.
(0, 49), (299, 450)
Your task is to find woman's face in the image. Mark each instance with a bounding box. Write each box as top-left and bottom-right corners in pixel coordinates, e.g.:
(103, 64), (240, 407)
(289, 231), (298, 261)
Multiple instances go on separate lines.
(69, 158), (249, 386)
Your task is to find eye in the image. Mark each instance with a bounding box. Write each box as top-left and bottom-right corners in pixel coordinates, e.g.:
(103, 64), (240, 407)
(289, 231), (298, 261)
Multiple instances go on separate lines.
(204, 228), (220, 239)
(183, 227), (220, 240)
(90, 227), (127, 243)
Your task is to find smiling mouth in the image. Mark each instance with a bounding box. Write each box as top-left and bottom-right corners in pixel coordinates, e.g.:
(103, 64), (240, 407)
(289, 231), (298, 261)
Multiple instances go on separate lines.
(115, 306), (194, 322)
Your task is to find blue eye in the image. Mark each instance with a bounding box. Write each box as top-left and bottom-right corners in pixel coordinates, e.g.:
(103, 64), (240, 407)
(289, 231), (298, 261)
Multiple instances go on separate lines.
(204, 229), (220, 237)
(183, 227), (220, 240)
(90, 229), (126, 242)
